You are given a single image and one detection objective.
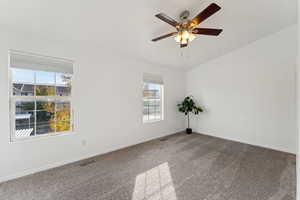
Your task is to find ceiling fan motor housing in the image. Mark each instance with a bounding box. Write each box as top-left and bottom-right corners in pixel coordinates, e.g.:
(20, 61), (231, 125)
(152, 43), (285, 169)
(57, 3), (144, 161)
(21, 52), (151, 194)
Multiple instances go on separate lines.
(179, 10), (190, 22)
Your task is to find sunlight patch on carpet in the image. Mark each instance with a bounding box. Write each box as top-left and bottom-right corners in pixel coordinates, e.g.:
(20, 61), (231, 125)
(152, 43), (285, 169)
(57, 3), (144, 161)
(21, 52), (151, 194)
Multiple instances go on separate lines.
(132, 162), (177, 200)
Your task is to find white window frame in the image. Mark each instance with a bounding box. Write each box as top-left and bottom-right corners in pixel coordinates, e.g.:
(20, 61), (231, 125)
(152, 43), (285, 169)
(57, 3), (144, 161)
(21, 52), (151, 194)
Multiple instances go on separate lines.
(142, 81), (164, 123)
(9, 50), (74, 142)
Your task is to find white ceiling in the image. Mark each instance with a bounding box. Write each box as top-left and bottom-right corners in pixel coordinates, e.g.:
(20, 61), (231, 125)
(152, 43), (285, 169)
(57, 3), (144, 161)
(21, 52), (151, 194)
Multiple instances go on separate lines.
(0, 0), (297, 69)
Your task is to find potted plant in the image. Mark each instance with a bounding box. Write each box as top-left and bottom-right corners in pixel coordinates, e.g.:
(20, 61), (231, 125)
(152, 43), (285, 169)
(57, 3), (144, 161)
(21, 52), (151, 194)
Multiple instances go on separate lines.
(177, 96), (203, 134)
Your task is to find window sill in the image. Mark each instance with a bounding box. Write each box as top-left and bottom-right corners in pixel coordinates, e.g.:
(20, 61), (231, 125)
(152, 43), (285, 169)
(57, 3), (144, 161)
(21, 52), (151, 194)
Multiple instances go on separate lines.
(143, 119), (164, 124)
(10, 130), (75, 143)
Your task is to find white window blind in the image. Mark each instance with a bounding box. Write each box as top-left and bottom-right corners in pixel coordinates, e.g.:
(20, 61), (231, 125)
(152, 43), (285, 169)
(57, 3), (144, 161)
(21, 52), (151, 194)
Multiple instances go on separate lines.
(143, 73), (163, 85)
(10, 50), (73, 74)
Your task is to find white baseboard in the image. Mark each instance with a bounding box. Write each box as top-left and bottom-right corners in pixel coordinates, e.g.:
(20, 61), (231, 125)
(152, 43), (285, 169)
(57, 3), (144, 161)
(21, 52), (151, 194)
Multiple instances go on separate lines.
(0, 152), (96, 184)
(194, 130), (295, 155)
(0, 129), (184, 183)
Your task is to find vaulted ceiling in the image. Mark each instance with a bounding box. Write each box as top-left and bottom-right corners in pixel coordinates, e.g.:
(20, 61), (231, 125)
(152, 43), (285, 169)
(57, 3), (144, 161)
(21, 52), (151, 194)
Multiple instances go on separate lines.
(0, 0), (297, 69)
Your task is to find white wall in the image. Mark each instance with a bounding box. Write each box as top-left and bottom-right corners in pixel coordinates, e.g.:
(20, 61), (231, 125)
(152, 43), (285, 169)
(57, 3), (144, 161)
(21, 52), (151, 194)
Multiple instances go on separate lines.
(297, 0), (300, 197)
(0, 29), (186, 182)
(297, 55), (299, 200)
(187, 25), (297, 154)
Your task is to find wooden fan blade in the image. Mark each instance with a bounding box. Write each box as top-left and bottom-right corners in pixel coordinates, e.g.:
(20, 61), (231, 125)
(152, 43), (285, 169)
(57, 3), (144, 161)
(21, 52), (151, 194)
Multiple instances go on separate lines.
(192, 28), (223, 36)
(155, 13), (179, 27)
(190, 3), (221, 26)
(152, 32), (177, 42)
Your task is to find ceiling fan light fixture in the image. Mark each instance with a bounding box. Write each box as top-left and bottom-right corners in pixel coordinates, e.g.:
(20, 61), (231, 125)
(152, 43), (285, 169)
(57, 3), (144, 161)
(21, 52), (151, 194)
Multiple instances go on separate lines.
(152, 3), (222, 48)
(174, 31), (195, 44)
(175, 34), (181, 43)
(182, 30), (190, 40)
(188, 33), (196, 41)
(181, 38), (188, 45)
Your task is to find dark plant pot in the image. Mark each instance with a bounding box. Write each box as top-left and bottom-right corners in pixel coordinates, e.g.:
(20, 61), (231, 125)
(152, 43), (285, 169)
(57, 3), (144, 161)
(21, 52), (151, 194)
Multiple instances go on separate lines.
(186, 128), (192, 134)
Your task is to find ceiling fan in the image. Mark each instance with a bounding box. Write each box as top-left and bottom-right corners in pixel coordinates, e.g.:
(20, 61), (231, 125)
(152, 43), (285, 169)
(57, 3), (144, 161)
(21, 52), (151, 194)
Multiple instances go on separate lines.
(152, 3), (223, 48)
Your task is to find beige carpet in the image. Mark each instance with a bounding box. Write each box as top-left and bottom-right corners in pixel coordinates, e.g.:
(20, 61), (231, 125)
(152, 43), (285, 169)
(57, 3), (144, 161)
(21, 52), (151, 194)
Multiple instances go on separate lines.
(0, 132), (296, 200)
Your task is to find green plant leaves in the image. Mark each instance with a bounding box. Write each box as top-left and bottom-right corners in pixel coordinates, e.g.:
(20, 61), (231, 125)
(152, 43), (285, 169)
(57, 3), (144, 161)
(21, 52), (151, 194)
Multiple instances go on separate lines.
(177, 95), (203, 116)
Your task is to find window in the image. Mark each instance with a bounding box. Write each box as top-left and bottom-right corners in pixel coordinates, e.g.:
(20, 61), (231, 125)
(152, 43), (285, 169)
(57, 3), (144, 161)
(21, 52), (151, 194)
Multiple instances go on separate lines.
(143, 74), (163, 123)
(9, 50), (74, 141)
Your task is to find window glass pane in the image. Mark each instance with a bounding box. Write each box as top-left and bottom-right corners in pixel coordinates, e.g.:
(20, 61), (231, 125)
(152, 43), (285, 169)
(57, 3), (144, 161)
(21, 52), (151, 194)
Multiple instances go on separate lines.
(12, 69), (35, 84)
(35, 71), (55, 96)
(36, 71), (55, 85)
(13, 83), (34, 96)
(143, 82), (161, 122)
(149, 99), (156, 120)
(143, 100), (149, 121)
(36, 101), (54, 110)
(143, 83), (149, 121)
(36, 101), (55, 135)
(156, 99), (161, 120)
(15, 100), (35, 138)
(56, 73), (72, 85)
(56, 73), (72, 96)
(55, 100), (71, 132)
(16, 100), (35, 112)
(12, 69), (35, 96)
(56, 100), (71, 121)
(35, 85), (55, 96)
(56, 121), (71, 132)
